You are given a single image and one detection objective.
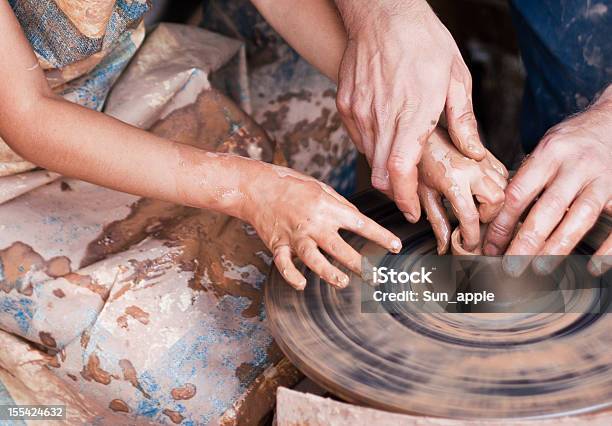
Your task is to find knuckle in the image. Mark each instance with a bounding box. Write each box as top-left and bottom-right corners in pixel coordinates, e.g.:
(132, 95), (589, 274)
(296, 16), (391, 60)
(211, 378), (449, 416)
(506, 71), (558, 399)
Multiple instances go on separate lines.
(490, 189), (505, 205)
(505, 184), (527, 208)
(488, 220), (514, 239)
(386, 155), (410, 176)
(462, 210), (480, 226)
(580, 196), (603, 216)
(352, 102), (371, 123)
(546, 192), (567, 211)
(399, 97), (422, 118)
(516, 230), (541, 250)
(453, 109), (476, 125)
(336, 94), (352, 115)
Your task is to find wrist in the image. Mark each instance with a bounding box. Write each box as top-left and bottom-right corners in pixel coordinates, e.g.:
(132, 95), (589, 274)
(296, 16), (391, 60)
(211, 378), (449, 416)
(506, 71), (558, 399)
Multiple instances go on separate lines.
(335, 0), (427, 37)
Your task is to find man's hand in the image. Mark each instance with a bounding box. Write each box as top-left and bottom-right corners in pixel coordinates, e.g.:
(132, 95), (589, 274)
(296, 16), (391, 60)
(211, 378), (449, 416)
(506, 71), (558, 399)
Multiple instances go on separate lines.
(484, 86), (612, 276)
(334, 0), (485, 222)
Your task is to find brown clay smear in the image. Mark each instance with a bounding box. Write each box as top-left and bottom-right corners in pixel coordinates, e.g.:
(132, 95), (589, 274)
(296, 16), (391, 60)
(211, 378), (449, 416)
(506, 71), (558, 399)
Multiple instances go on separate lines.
(170, 383), (197, 400)
(39, 331), (57, 348)
(119, 358), (150, 398)
(0, 242), (50, 295)
(64, 272), (110, 300)
(109, 399), (130, 413)
(162, 409), (184, 424)
(81, 354), (114, 385)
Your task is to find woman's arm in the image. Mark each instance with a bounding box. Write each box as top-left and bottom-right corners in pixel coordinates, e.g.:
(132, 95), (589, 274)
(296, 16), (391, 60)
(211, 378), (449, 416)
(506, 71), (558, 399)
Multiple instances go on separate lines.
(250, 0), (346, 82)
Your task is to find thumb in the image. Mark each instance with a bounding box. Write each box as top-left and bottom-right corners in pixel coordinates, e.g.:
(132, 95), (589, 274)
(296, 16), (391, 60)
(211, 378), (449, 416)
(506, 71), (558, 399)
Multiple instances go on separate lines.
(446, 57), (486, 161)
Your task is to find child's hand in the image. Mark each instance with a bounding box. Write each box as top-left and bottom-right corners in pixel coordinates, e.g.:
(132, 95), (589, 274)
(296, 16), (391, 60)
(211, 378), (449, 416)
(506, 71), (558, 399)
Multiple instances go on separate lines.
(418, 129), (508, 254)
(245, 165), (402, 290)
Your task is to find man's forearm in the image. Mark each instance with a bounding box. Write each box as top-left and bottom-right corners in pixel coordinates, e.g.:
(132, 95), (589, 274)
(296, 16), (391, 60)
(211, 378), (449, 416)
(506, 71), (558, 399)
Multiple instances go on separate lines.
(251, 0), (346, 82)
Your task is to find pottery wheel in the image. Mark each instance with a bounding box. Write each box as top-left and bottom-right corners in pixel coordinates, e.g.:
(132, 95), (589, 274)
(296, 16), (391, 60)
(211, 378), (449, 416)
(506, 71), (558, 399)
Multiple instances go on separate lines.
(265, 190), (612, 420)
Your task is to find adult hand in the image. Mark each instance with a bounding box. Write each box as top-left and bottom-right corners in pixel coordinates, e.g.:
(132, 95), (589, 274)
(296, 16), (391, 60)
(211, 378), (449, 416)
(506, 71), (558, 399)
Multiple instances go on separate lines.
(484, 86), (612, 276)
(334, 0), (485, 222)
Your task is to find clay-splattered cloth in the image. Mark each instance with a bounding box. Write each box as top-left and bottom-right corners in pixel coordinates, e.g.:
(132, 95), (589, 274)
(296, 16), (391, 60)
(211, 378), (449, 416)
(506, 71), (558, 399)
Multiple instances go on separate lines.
(202, 0), (358, 195)
(0, 19), (352, 426)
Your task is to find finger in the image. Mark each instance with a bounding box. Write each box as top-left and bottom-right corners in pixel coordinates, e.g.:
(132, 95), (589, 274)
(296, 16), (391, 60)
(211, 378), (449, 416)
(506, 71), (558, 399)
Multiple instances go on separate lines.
(419, 184), (451, 254)
(317, 233), (362, 275)
(502, 175), (583, 277)
(443, 183), (481, 251)
(446, 56), (486, 161)
(533, 184), (605, 275)
(507, 176), (582, 256)
(472, 175), (505, 223)
(484, 157), (557, 256)
(588, 232), (612, 276)
(273, 245), (307, 290)
(386, 112), (431, 222)
(484, 167), (508, 190)
(295, 238), (349, 288)
(340, 207), (402, 254)
(486, 151), (509, 178)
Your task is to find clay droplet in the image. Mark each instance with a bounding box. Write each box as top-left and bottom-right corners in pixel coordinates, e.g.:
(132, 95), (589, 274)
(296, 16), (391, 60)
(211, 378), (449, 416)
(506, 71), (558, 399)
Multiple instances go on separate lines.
(171, 383), (197, 400)
(109, 399), (130, 413)
(39, 331), (57, 348)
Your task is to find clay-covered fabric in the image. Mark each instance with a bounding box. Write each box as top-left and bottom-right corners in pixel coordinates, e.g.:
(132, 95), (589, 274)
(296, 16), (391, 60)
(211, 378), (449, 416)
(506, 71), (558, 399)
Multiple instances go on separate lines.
(0, 19), (355, 424)
(202, 0), (358, 196)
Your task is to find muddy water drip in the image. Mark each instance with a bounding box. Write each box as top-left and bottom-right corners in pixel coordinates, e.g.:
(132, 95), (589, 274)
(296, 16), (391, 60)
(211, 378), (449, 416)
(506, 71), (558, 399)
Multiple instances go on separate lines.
(266, 190), (612, 420)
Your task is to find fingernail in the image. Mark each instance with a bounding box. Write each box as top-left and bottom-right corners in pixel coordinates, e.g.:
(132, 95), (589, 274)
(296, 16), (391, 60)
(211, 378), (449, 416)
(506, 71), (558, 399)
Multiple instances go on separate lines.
(588, 257), (602, 276)
(339, 274), (349, 287)
(404, 212), (416, 223)
(502, 255), (529, 278)
(484, 242), (500, 256)
(469, 137), (485, 157)
(297, 278), (307, 290)
(532, 256), (553, 276)
(404, 208), (421, 223)
(436, 240), (446, 255)
(371, 170), (389, 190)
(391, 239), (402, 253)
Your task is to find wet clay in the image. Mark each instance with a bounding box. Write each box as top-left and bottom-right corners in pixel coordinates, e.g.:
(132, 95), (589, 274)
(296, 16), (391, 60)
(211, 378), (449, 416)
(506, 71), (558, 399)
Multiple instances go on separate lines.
(451, 225), (487, 255)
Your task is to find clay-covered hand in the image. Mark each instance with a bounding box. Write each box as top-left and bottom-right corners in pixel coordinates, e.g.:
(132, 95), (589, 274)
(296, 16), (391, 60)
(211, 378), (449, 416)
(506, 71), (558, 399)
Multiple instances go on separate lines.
(484, 85), (612, 276)
(334, 0), (485, 223)
(418, 128), (508, 254)
(244, 165), (402, 290)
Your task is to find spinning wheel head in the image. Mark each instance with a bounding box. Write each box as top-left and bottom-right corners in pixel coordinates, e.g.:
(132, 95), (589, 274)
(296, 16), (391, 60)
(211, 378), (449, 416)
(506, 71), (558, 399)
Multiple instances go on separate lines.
(265, 190), (612, 420)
